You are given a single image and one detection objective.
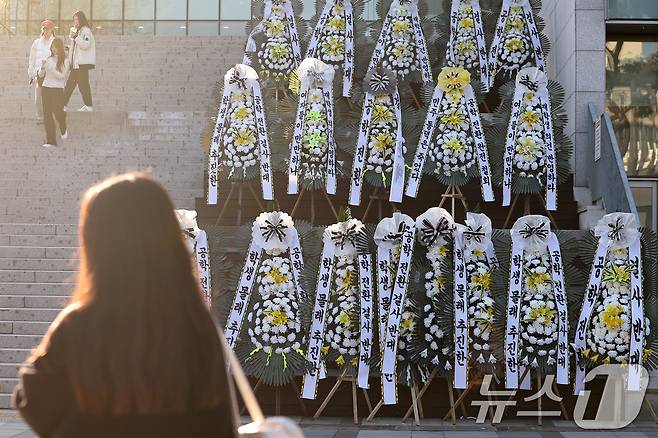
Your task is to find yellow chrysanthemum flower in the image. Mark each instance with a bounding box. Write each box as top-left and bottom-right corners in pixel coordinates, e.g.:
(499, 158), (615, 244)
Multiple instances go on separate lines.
(527, 272), (552, 289)
(505, 16), (525, 32)
(455, 40), (475, 55)
(235, 128), (256, 146)
(372, 104), (394, 124)
(338, 269), (355, 291)
(233, 106), (250, 121)
(337, 312), (351, 327)
(437, 245), (448, 257)
(265, 20), (286, 36)
(321, 345), (330, 355)
(472, 248), (485, 258)
(459, 17), (474, 29)
(441, 109), (467, 127)
(271, 43), (290, 60)
(602, 264), (631, 285)
(517, 136), (540, 159)
(400, 316), (415, 332)
(267, 266), (288, 285)
(600, 303), (624, 330)
(266, 309), (289, 327)
(445, 138), (465, 154)
(336, 355), (345, 365)
(351, 357), (359, 366)
(392, 42), (411, 58)
(437, 67), (471, 94)
(472, 272), (492, 290)
(328, 16), (345, 31)
(520, 109), (541, 128)
(528, 305), (556, 326)
(523, 92), (535, 102)
(392, 19), (411, 34)
(435, 275), (446, 287)
(374, 132), (395, 150)
(322, 37), (345, 56)
(505, 38), (525, 53)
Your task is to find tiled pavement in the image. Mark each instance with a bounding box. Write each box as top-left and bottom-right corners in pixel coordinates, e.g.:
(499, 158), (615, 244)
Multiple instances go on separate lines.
(0, 413), (656, 438)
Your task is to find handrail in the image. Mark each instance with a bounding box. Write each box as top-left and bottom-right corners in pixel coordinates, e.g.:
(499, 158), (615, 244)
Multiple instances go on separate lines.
(587, 103), (639, 220)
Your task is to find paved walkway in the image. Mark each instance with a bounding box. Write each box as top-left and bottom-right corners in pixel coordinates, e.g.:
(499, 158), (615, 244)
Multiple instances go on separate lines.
(0, 412), (656, 438)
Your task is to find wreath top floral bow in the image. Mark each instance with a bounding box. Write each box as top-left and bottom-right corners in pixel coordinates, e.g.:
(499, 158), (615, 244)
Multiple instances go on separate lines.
(415, 207), (455, 248)
(325, 218), (366, 256)
(593, 212), (640, 251)
(253, 211), (295, 252)
(511, 215), (550, 252)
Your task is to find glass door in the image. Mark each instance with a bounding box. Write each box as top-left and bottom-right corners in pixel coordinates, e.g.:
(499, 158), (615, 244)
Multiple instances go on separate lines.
(629, 179), (658, 230)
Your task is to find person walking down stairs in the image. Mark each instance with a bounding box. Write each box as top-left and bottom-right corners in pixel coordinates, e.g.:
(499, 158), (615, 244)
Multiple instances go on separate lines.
(39, 38), (70, 148)
(27, 19), (56, 121)
(64, 10), (95, 112)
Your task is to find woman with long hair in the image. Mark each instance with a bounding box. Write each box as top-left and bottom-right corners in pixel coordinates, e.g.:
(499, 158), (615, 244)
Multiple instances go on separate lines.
(64, 10), (95, 112)
(38, 37), (69, 148)
(27, 19), (56, 121)
(13, 173), (238, 438)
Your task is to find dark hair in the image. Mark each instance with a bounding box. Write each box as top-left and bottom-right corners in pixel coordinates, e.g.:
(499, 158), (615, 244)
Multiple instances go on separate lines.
(50, 38), (65, 72)
(29, 173), (228, 416)
(73, 10), (89, 29)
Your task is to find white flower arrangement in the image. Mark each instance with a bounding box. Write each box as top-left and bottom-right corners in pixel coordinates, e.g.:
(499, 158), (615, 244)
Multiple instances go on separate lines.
(256, 5), (296, 81)
(257, 256), (294, 296)
(585, 248), (650, 365)
(495, 6), (531, 74)
(428, 98), (475, 178)
(381, 6), (420, 79)
(464, 248), (495, 359)
(247, 288), (303, 355)
(365, 95), (403, 178)
(221, 91), (259, 176)
(300, 89), (330, 184)
(448, 4), (480, 72)
(324, 255), (360, 367)
(253, 211), (295, 255)
(513, 93), (547, 184)
(317, 4), (347, 65)
(518, 250), (559, 368)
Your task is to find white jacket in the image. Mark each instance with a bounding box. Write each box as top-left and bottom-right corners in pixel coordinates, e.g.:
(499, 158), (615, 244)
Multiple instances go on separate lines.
(39, 56), (70, 89)
(28, 35), (55, 80)
(69, 26), (96, 69)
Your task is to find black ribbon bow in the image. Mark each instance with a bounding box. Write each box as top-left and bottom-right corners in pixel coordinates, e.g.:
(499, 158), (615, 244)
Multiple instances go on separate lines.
(463, 225), (485, 244)
(518, 222), (548, 240)
(607, 217), (625, 241)
(228, 69), (248, 90)
(420, 217), (452, 246)
(330, 223), (359, 250)
(309, 69), (325, 89)
(519, 74), (539, 92)
(369, 72), (390, 93)
(384, 221), (407, 242)
(183, 228), (196, 240)
(260, 219), (288, 242)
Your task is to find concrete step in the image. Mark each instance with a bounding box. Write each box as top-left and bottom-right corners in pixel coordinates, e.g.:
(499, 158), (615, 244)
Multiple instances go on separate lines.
(0, 258), (77, 270)
(0, 295), (68, 308)
(0, 270), (75, 283)
(0, 335), (42, 349)
(0, 283), (73, 296)
(0, 378), (19, 394)
(0, 363), (20, 378)
(0, 246), (77, 259)
(5, 235), (78, 247)
(0, 224), (76, 236)
(0, 308), (62, 322)
(0, 394), (12, 409)
(0, 349), (29, 364)
(0, 321), (50, 335)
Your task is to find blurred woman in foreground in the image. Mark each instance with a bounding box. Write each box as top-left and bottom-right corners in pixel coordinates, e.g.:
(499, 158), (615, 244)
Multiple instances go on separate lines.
(14, 173), (237, 437)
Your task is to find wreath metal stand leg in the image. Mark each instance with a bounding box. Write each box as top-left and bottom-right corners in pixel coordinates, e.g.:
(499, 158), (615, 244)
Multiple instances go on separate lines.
(643, 397), (658, 423)
(536, 371), (543, 426)
(552, 380), (569, 420)
(401, 368), (438, 422)
(361, 187), (381, 222)
(366, 386), (421, 425)
(442, 375), (481, 423)
(313, 371), (373, 424)
(215, 182), (237, 225)
(215, 181), (266, 226)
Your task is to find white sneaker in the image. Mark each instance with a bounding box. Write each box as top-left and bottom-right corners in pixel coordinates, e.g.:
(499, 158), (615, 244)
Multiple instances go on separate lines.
(42, 143), (56, 148)
(61, 130), (68, 140)
(78, 105), (93, 112)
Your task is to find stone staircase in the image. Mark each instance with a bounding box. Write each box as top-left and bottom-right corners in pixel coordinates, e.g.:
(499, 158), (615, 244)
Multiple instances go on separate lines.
(0, 35), (244, 407)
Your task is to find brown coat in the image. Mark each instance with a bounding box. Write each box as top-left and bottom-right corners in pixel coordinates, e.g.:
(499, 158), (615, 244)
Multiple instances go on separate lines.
(13, 312), (237, 438)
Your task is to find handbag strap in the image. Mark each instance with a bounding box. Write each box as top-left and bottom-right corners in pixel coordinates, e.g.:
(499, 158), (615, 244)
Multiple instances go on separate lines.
(217, 327), (265, 423)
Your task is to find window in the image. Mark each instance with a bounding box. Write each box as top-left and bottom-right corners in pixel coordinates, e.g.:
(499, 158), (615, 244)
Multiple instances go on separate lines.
(60, 0), (91, 18)
(156, 21), (187, 35)
(189, 0), (219, 20)
(93, 0), (122, 20)
(220, 0), (250, 20)
(125, 1), (155, 19)
(606, 38), (658, 176)
(608, 0), (658, 20)
(156, 0), (186, 20)
(188, 21), (219, 35)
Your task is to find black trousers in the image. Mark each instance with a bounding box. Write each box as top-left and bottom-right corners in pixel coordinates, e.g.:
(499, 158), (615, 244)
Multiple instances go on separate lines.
(41, 87), (67, 145)
(64, 68), (93, 107)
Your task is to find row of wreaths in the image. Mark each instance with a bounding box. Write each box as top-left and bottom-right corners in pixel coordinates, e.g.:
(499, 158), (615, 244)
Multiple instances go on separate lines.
(179, 208), (658, 404)
(206, 0), (571, 212)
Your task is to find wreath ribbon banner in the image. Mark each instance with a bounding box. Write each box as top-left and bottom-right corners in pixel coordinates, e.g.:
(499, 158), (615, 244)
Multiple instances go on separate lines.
(447, 0), (489, 90)
(574, 213), (644, 393)
(207, 64), (274, 205)
(288, 58), (337, 196)
(502, 67), (557, 210)
(224, 213), (304, 350)
(504, 215), (568, 389)
(368, 0), (432, 83)
(244, 0), (302, 68)
(487, 0), (545, 89)
(305, 0), (355, 97)
(374, 213), (416, 405)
